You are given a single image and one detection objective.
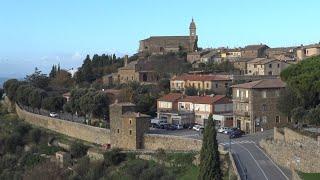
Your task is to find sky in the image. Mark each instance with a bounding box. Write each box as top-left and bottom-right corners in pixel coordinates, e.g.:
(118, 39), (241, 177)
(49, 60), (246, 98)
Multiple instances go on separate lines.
(0, 0), (319, 78)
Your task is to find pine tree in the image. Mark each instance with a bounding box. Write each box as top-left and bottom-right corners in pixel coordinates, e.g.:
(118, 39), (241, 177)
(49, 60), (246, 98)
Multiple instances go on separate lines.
(198, 114), (222, 180)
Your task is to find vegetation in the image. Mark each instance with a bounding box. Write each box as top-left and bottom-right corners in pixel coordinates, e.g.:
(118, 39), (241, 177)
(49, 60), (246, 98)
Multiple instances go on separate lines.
(70, 141), (89, 158)
(278, 56), (320, 125)
(198, 114), (222, 180)
(299, 172), (320, 180)
(197, 60), (236, 73)
(0, 104), (62, 179)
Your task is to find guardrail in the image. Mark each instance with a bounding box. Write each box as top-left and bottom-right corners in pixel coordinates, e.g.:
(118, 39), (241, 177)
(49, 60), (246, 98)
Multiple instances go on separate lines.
(229, 151), (242, 180)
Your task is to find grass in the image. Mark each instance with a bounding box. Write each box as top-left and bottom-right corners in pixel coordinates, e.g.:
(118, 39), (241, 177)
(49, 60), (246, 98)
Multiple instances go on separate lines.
(300, 172), (320, 180)
(177, 165), (199, 180)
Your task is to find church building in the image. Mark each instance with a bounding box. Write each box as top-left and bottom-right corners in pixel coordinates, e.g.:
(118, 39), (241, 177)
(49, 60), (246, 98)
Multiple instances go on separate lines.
(139, 19), (198, 55)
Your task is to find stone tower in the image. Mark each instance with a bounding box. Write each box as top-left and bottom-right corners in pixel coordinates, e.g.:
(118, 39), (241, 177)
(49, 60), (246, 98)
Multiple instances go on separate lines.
(109, 102), (150, 150)
(189, 18), (198, 52)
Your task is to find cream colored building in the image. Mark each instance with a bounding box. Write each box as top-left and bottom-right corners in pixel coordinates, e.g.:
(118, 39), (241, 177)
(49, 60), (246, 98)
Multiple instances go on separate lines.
(246, 58), (290, 76)
(297, 44), (320, 60)
(170, 74), (232, 95)
(221, 49), (242, 59)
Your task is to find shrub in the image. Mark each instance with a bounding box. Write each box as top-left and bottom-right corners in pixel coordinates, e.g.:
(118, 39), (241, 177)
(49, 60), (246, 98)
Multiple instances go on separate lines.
(70, 142), (88, 158)
(30, 129), (41, 144)
(103, 148), (126, 166)
(4, 133), (23, 153)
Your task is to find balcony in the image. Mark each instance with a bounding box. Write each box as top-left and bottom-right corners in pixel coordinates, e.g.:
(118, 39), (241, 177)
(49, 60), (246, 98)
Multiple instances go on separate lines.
(234, 110), (250, 117)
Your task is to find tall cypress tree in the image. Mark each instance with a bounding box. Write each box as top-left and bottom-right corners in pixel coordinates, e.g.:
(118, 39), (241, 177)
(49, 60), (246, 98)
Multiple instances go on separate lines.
(198, 114), (222, 180)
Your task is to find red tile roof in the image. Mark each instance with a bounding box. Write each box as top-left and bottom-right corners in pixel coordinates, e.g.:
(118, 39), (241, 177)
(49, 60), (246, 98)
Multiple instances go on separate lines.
(231, 79), (286, 89)
(172, 74), (231, 81)
(179, 95), (227, 104)
(157, 93), (185, 102)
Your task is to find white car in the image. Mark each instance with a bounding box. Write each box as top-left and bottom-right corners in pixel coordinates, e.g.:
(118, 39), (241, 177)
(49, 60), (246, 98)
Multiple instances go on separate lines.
(49, 112), (58, 118)
(192, 125), (204, 132)
(218, 127), (230, 133)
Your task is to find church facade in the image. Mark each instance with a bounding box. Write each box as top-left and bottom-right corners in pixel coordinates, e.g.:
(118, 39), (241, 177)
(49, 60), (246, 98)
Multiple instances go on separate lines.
(139, 19), (198, 55)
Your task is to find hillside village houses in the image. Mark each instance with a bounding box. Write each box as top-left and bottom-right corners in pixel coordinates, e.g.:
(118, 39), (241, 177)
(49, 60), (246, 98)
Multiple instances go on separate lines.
(296, 43), (320, 60)
(246, 58), (291, 76)
(156, 93), (233, 126)
(170, 74), (232, 95)
(232, 79), (288, 134)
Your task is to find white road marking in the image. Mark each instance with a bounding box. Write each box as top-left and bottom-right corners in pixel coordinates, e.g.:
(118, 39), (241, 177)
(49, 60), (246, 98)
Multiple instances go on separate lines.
(255, 144), (289, 180)
(232, 150), (246, 179)
(236, 143), (269, 180)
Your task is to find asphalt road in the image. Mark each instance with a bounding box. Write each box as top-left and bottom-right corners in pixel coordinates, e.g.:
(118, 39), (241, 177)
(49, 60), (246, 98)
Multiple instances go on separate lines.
(149, 128), (291, 180)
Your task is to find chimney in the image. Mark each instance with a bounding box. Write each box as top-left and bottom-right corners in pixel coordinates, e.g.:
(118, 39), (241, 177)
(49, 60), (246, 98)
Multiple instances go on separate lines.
(124, 55), (129, 67)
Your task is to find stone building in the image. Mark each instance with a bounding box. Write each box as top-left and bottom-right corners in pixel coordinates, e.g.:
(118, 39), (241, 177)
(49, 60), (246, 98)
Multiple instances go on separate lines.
(187, 52), (201, 63)
(296, 43), (320, 60)
(265, 47), (296, 60)
(246, 58), (291, 76)
(113, 55), (159, 84)
(110, 102), (150, 150)
(232, 79), (288, 134)
(170, 74), (232, 95)
(139, 19), (198, 55)
(241, 44), (269, 58)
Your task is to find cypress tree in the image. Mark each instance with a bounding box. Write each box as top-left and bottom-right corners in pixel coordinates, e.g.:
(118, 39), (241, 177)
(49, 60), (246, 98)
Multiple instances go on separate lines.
(198, 114), (222, 180)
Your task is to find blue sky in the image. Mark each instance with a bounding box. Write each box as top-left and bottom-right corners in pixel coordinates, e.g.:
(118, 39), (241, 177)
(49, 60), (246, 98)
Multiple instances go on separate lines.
(0, 0), (319, 77)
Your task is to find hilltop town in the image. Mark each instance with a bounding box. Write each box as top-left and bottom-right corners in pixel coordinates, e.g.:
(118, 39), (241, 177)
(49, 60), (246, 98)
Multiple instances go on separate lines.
(1, 19), (320, 180)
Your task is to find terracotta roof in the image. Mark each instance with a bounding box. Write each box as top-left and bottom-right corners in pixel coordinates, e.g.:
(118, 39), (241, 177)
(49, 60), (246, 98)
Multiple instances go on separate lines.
(231, 79), (286, 89)
(179, 95), (226, 104)
(172, 74), (231, 81)
(247, 58), (277, 65)
(158, 93), (185, 102)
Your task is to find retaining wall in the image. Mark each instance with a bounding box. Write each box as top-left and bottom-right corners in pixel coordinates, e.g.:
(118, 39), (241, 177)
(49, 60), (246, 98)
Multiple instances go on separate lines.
(143, 134), (202, 151)
(260, 127), (320, 173)
(16, 104), (111, 145)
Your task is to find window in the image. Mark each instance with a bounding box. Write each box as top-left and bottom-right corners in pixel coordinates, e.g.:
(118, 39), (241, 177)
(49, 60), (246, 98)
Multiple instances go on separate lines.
(198, 83), (201, 88)
(262, 91), (267, 98)
(269, 64), (272, 68)
(277, 64), (280, 68)
(129, 119), (132, 124)
(129, 130), (132, 135)
(262, 116), (267, 123)
(254, 65), (257, 68)
(117, 129), (120, 133)
(241, 91), (244, 98)
(206, 83), (209, 88)
(246, 90), (249, 98)
(215, 83), (218, 88)
(225, 83), (228, 87)
(275, 116), (280, 123)
(236, 89), (240, 97)
(245, 104), (249, 111)
(262, 104), (267, 111)
(275, 90), (280, 97)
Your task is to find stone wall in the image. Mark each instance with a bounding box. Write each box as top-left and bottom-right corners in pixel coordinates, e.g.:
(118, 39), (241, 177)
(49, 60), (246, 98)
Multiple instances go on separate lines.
(260, 127), (320, 173)
(143, 134), (202, 151)
(16, 104), (111, 145)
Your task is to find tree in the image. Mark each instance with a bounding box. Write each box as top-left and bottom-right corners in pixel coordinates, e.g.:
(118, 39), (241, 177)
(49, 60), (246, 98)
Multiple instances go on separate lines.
(50, 70), (74, 88)
(49, 65), (57, 78)
(79, 90), (96, 123)
(185, 86), (198, 96)
(291, 107), (308, 124)
(103, 148), (126, 166)
(42, 96), (64, 112)
(92, 92), (110, 120)
(198, 114), (222, 180)
(3, 79), (20, 102)
(277, 88), (299, 118)
(25, 68), (49, 89)
(70, 142), (88, 158)
(0, 88), (4, 99)
(29, 88), (47, 113)
(30, 129), (41, 144)
(16, 85), (34, 106)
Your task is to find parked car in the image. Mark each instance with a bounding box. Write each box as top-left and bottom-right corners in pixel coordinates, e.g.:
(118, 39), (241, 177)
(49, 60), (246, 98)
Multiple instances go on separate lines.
(174, 124), (184, 130)
(193, 125), (204, 132)
(151, 118), (167, 125)
(159, 123), (169, 129)
(166, 125), (177, 130)
(230, 130), (242, 138)
(226, 128), (244, 135)
(218, 127), (230, 133)
(49, 112), (58, 118)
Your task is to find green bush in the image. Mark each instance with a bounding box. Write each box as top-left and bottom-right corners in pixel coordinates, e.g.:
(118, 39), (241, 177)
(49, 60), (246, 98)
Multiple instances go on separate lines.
(4, 133), (24, 153)
(20, 152), (43, 168)
(30, 129), (41, 144)
(103, 148), (126, 166)
(70, 142), (88, 158)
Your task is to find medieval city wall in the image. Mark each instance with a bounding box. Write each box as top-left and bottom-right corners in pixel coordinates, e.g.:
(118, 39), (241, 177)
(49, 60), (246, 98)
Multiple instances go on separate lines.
(143, 134), (202, 151)
(15, 104), (111, 145)
(260, 127), (320, 173)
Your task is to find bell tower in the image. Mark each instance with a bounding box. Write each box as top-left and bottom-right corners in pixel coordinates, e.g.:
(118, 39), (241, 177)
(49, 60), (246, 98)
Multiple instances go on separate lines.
(189, 18), (197, 52)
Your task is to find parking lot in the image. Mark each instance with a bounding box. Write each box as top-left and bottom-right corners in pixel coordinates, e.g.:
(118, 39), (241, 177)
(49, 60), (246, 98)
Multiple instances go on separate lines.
(148, 127), (273, 144)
